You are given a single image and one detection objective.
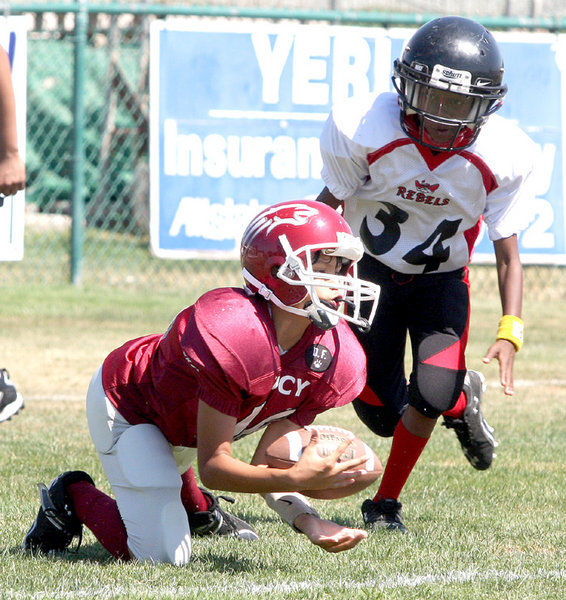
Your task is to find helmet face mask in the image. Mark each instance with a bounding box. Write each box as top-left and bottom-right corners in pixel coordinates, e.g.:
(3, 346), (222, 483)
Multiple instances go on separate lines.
(393, 16), (507, 151)
(241, 200), (380, 331)
(275, 235), (378, 331)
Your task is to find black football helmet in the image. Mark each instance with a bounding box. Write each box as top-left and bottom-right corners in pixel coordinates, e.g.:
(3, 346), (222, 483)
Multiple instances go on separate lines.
(392, 16), (507, 151)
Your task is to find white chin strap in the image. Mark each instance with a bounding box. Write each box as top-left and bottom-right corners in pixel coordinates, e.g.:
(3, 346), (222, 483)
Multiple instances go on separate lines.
(242, 269), (339, 331)
(242, 268), (313, 319)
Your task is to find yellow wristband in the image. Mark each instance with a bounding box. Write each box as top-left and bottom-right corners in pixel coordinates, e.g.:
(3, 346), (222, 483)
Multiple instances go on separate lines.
(496, 315), (524, 351)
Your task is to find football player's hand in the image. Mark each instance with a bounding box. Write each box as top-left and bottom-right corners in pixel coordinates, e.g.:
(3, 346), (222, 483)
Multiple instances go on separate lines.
(0, 153), (25, 196)
(293, 513), (367, 552)
(483, 338), (516, 395)
(289, 429), (367, 491)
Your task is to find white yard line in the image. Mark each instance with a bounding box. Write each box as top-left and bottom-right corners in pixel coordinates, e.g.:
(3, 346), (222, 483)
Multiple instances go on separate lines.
(3, 568), (565, 598)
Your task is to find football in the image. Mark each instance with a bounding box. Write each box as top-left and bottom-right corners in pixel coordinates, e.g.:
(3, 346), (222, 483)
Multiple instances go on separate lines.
(264, 425), (382, 499)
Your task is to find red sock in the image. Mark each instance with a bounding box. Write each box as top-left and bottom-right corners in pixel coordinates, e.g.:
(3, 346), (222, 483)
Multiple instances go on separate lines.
(442, 391), (467, 418)
(374, 420), (430, 501)
(180, 466), (210, 513)
(67, 481), (130, 560)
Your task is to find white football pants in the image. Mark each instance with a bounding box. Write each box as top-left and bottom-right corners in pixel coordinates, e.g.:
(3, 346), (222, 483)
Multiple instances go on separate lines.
(86, 365), (197, 565)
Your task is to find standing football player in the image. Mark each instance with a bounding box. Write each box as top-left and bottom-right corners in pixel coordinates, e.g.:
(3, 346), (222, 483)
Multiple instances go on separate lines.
(0, 46), (26, 423)
(24, 200), (382, 564)
(317, 16), (535, 532)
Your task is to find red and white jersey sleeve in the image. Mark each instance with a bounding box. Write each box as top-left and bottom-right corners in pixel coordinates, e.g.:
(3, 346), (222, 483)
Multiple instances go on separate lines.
(102, 288), (366, 447)
(320, 92), (537, 274)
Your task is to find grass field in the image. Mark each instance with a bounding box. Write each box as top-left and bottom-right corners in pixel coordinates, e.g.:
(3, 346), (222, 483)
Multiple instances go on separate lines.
(1, 284), (565, 599)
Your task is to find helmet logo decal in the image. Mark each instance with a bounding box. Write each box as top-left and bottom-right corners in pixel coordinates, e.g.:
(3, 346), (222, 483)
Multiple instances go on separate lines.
(242, 203), (319, 243)
(431, 64), (472, 92)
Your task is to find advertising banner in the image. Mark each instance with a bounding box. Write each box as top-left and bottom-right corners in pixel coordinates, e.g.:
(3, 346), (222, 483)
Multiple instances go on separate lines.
(150, 21), (565, 264)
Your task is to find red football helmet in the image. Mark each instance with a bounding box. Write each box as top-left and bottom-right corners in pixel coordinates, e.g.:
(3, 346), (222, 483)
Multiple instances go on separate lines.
(241, 200), (380, 331)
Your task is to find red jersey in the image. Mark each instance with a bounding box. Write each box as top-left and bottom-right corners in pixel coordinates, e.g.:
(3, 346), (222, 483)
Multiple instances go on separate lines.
(102, 288), (366, 447)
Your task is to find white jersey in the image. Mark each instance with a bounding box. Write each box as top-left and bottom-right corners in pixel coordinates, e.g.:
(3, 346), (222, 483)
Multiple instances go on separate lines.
(320, 92), (536, 274)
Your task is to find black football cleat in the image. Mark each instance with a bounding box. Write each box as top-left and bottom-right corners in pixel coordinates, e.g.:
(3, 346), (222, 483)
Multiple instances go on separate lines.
(443, 370), (498, 470)
(187, 488), (259, 541)
(0, 368), (24, 423)
(23, 470), (94, 554)
(361, 497), (407, 533)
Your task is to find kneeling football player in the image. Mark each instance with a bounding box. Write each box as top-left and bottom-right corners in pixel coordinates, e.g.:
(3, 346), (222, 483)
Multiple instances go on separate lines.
(24, 199), (381, 565)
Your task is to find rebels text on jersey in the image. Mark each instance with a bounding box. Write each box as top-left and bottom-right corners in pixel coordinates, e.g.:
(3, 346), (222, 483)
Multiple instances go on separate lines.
(102, 288), (366, 447)
(320, 92), (536, 274)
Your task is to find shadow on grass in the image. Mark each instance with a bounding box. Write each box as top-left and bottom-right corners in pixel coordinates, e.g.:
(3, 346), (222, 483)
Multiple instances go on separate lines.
(12, 534), (287, 573)
(12, 512), (345, 572)
(11, 542), (117, 565)
(192, 548), (274, 573)
(14, 543), (292, 574)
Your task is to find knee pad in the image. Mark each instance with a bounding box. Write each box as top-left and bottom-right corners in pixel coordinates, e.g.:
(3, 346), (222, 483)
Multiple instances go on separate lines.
(410, 333), (466, 418)
(124, 489), (192, 566)
(110, 424), (191, 565)
(353, 398), (402, 438)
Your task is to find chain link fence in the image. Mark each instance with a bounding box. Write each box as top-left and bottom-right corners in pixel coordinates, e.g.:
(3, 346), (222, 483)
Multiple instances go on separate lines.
(1, 2), (565, 301)
(168, 0), (565, 18)
(6, 1), (562, 17)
